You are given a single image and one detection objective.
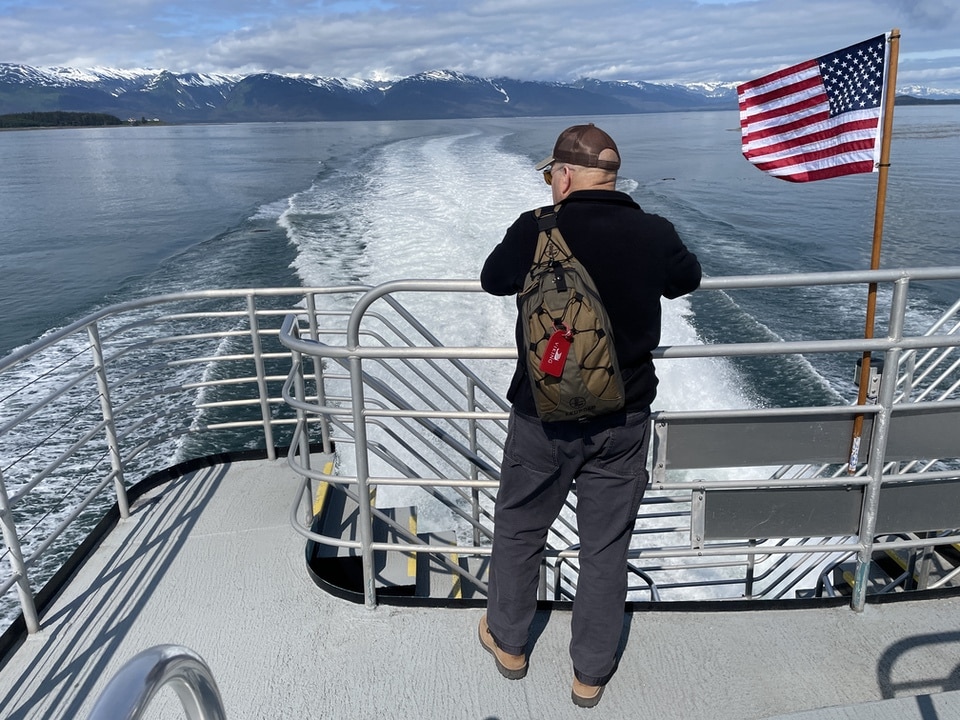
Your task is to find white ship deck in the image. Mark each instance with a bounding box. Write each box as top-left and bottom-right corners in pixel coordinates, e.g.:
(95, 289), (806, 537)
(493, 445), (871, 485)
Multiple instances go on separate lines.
(2, 457), (960, 720)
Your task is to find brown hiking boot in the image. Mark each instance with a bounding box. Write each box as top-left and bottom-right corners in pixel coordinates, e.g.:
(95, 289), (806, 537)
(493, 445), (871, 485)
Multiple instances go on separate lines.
(478, 615), (527, 680)
(572, 677), (605, 708)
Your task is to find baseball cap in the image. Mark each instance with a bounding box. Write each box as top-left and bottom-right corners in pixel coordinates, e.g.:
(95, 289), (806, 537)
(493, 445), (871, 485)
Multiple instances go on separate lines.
(535, 123), (621, 172)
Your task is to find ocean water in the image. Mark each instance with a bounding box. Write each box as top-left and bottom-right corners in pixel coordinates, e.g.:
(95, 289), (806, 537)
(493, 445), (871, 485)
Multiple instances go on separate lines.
(3, 107), (958, 407)
(1, 109), (958, 614)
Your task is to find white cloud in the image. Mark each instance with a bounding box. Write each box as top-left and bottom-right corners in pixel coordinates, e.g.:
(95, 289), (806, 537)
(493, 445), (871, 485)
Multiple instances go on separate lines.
(1, 0), (958, 90)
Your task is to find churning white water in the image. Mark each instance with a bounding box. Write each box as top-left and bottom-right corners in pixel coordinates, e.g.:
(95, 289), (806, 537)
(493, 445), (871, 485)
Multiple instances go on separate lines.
(277, 129), (754, 551)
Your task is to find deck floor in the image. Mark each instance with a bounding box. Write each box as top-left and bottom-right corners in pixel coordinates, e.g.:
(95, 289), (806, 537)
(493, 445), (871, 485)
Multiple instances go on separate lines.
(2, 457), (960, 720)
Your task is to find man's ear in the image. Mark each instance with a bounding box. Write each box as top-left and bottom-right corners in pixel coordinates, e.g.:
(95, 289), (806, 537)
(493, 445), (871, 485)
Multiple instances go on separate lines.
(556, 165), (574, 199)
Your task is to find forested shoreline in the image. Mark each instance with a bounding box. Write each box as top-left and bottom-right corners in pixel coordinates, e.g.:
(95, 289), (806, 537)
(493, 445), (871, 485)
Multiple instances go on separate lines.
(0, 111), (125, 129)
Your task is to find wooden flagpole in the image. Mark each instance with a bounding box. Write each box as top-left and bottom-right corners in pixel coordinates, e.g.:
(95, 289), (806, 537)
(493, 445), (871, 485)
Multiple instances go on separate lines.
(847, 28), (901, 473)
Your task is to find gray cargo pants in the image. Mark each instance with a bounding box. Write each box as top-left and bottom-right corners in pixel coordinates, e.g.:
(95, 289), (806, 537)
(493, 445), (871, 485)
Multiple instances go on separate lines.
(485, 407), (651, 686)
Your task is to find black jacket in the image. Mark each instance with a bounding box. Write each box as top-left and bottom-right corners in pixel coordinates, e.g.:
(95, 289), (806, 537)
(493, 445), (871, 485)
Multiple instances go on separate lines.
(481, 189), (702, 416)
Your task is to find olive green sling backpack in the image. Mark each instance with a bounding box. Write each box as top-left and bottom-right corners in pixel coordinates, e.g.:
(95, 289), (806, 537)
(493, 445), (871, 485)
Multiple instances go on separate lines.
(519, 204), (625, 422)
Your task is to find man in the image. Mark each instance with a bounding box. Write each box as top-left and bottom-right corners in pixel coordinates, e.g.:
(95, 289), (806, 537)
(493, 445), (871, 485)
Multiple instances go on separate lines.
(478, 124), (701, 708)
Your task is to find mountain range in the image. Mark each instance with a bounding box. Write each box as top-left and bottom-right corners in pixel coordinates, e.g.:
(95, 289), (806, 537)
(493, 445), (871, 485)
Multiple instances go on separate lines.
(1, 64), (957, 123)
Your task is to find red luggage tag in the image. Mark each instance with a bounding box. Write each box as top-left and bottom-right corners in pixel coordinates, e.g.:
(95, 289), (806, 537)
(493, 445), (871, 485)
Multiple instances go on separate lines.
(539, 325), (573, 377)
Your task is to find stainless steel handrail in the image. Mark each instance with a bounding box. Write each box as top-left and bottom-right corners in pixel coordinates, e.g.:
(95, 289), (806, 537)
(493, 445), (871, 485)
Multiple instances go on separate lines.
(279, 268), (960, 610)
(2, 270), (959, 635)
(0, 287), (368, 634)
(87, 645), (226, 720)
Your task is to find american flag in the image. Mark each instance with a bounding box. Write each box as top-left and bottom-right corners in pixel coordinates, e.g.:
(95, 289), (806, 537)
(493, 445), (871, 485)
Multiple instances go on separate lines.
(737, 34), (889, 182)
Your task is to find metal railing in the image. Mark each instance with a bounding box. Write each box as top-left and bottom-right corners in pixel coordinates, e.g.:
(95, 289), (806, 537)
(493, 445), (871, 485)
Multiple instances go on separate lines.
(0, 287), (369, 634)
(87, 645), (225, 720)
(1, 270), (959, 637)
(279, 268), (960, 611)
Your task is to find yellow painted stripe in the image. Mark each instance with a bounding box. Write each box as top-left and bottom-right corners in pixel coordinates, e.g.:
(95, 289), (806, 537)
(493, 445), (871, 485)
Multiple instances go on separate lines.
(451, 552), (462, 599)
(407, 515), (418, 577)
(312, 460), (335, 516)
(842, 569), (857, 589)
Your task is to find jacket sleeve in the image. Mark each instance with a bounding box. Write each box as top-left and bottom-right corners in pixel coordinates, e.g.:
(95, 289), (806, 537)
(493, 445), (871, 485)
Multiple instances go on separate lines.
(480, 215), (532, 297)
(661, 222), (702, 300)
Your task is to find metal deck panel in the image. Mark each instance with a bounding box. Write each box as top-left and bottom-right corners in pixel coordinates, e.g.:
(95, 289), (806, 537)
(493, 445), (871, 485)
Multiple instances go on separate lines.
(2, 458), (959, 720)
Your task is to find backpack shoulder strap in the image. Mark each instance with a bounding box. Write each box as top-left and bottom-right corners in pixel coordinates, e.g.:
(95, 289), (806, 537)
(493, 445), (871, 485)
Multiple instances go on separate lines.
(531, 204), (573, 267)
(535, 204), (560, 232)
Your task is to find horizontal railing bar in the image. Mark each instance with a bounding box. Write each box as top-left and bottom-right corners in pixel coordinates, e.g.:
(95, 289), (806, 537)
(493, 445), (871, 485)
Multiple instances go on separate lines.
(869, 534), (960, 552)
(165, 352), (291, 367)
(0, 573), (20, 598)
(881, 468), (960, 482)
(23, 468), (119, 567)
(2, 285), (372, 373)
(280, 330), (960, 362)
(655, 404), (882, 420)
(8, 418), (112, 504)
(0, 364), (100, 438)
(182, 375), (287, 389)
(653, 476), (873, 491)
(699, 267), (960, 288)
(287, 462), (501, 489)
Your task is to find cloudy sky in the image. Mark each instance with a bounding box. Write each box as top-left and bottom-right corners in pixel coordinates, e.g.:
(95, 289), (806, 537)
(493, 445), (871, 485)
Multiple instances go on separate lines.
(2, 0), (959, 91)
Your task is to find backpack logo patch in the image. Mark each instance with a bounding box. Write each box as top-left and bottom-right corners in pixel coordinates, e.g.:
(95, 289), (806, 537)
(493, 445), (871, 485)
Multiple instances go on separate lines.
(540, 327), (572, 377)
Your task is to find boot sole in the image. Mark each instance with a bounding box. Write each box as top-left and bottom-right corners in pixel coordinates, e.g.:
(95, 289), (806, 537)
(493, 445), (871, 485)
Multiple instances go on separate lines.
(572, 684), (605, 708)
(478, 620), (528, 680)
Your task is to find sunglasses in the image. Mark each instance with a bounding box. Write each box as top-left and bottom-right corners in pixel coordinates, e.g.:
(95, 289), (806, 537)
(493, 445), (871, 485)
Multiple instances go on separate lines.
(542, 164), (564, 186)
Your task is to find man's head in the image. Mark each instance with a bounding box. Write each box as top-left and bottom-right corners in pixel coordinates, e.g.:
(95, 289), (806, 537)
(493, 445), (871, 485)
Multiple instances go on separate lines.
(535, 124), (620, 202)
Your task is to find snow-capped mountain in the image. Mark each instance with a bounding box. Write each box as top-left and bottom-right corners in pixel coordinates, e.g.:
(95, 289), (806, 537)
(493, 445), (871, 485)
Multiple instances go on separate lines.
(1, 63), (955, 123)
(897, 84), (960, 100)
(0, 63), (736, 121)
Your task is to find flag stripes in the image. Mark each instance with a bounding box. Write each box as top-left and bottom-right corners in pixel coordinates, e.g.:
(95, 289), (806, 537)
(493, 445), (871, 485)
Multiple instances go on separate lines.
(737, 34), (888, 182)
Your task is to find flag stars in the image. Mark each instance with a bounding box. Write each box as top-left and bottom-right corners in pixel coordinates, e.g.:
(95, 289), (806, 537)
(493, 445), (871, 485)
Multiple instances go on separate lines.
(818, 35), (885, 116)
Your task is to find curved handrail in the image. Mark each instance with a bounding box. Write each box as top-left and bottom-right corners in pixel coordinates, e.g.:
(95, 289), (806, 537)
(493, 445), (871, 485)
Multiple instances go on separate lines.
(87, 644), (226, 720)
(278, 269), (960, 608)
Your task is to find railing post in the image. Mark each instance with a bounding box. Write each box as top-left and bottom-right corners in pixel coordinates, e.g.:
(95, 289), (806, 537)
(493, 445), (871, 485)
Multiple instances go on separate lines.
(342, 288), (391, 609)
(349, 352), (379, 609)
(88, 323), (129, 519)
(0, 468), (40, 633)
(898, 350), (917, 401)
(288, 324), (316, 524)
(292, 346), (312, 473)
(744, 539), (757, 599)
(247, 294), (276, 460)
(851, 277), (910, 611)
(305, 293), (333, 455)
(467, 379), (482, 547)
